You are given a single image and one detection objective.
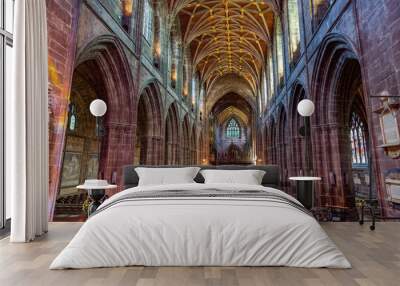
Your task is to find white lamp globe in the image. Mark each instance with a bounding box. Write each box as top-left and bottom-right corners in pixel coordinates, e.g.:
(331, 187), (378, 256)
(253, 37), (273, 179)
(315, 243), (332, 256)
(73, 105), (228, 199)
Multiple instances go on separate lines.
(297, 99), (315, 117)
(90, 99), (107, 117)
(379, 90), (389, 97)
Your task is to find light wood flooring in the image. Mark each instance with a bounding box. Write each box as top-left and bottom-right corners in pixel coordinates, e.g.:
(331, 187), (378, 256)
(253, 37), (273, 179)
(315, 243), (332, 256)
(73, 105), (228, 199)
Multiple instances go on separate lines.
(0, 222), (399, 286)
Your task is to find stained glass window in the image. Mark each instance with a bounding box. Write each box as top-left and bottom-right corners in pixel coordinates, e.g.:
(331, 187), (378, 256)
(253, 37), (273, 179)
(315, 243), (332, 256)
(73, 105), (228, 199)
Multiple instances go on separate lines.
(68, 104), (77, 131)
(262, 70), (268, 107)
(121, 0), (134, 32)
(310, 0), (335, 29)
(143, 0), (153, 43)
(288, 0), (301, 63)
(191, 77), (196, 107)
(350, 112), (368, 165)
(199, 84), (205, 118)
(226, 118), (240, 138)
(274, 18), (284, 86)
(268, 52), (275, 101)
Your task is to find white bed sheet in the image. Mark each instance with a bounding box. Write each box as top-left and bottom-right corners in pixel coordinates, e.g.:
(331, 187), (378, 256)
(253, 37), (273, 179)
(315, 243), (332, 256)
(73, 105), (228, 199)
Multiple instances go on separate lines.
(50, 183), (351, 269)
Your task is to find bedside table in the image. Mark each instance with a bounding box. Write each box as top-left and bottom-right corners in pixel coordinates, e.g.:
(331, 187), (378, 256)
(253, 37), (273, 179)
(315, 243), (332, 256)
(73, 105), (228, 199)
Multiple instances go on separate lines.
(289, 177), (321, 210)
(77, 180), (117, 215)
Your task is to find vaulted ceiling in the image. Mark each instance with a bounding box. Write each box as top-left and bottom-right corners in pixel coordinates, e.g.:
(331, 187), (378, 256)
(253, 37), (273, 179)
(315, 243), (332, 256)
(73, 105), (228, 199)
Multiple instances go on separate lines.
(169, 0), (277, 95)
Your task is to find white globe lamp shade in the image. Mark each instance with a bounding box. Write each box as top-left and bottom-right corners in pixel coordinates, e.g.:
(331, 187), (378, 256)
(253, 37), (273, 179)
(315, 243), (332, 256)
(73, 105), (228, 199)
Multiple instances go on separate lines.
(297, 99), (315, 117)
(379, 90), (389, 97)
(90, 99), (107, 117)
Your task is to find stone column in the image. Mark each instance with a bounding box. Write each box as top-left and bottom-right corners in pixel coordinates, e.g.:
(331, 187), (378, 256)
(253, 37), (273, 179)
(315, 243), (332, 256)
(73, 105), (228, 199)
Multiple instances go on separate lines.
(100, 122), (135, 194)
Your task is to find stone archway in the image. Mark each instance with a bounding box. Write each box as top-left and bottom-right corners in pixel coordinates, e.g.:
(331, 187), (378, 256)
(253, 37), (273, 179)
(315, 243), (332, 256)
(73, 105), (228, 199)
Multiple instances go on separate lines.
(51, 35), (135, 220)
(55, 64), (102, 219)
(165, 102), (180, 165)
(311, 33), (370, 211)
(210, 92), (254, 165)
(135, 82), (163, 165)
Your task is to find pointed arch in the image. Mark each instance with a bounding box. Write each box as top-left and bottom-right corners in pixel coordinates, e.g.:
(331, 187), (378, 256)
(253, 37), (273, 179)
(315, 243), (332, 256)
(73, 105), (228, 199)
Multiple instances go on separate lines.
(165, 102), (180, 164)
(135, 81), (163, 165)
(310, 33), (369, 209)
(52, 35), (135, 219)
(311, 33), (360, 125)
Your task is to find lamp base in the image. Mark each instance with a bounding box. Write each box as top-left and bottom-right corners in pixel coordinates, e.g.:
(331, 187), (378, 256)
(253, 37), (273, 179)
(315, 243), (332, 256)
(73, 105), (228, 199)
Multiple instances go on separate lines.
(87, 189), (106, 215)
(297, 181), (313, 210)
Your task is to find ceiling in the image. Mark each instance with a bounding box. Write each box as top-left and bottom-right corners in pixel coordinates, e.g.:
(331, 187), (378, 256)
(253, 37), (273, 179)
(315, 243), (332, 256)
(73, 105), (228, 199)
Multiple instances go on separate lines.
(169, 0), (276, 95)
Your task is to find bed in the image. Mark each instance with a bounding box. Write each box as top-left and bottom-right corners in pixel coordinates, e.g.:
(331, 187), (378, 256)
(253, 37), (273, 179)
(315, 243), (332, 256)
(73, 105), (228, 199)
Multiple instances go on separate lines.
(50, 165), (351, 269)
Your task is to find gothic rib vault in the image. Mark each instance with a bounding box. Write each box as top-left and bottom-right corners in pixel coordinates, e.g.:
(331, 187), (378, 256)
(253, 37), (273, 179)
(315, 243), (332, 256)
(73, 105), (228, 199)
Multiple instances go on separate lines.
(170, 0), (276, 95)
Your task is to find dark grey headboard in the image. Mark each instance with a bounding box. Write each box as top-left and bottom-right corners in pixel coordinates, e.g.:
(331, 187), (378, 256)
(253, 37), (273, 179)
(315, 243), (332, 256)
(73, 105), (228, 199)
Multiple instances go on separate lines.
(123, 165), (280, 189)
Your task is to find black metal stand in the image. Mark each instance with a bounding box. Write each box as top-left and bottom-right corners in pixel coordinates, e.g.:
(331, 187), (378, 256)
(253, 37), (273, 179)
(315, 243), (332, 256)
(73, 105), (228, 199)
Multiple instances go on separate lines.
(304, 117), (312, 175)
(358, 199), (378, 230)
(297, 180), (313, 210)
(87, 189), (106, 216)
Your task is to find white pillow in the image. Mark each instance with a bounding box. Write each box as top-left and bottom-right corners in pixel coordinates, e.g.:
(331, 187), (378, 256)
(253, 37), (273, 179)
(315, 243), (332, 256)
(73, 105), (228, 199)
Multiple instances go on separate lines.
(200, 169), (266, 185)
(135, 167), (200, 186)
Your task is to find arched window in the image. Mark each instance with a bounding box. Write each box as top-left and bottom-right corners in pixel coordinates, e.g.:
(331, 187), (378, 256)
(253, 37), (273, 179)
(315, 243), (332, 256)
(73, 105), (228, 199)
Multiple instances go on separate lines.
(268, 52), (275, 101)
(143, 0), (153, 43)
(68, 103), (77, 132)
(191, 76), (196, 108)
(288, 0), (301, 64)
(169, 30), (179, 89)
(121, 0), (134, 32)
(274, 17), (284, 87)
(199, 83), (205, 120)
(226, 118), (241, 138)
(350, 112), (368, 166)
(262, 70), (268, 107)
(310, 0), (335, 29)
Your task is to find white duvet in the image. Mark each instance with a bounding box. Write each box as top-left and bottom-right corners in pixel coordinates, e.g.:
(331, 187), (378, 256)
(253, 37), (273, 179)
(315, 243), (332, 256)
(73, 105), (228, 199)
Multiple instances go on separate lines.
(50, 183), (351, 269)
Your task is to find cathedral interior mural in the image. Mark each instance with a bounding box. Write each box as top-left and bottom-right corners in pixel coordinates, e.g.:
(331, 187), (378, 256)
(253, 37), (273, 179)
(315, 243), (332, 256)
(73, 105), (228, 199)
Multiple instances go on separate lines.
(45, 0), (400, 222)
(5, 1), (400, 283)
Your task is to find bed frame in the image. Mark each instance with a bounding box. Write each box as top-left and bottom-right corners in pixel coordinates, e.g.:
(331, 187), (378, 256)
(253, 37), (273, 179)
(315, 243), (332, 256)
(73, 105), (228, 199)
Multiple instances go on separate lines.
(122, 165), (280, 189)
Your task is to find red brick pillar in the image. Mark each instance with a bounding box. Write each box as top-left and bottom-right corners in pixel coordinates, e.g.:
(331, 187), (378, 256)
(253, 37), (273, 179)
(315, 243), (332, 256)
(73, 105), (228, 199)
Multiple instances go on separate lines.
(328, 125), (346, 207)
(101, 123), (135, 195)
(147, 136), (162, 165)
(312, 124), (328, 207)
(47, 0), (80, 220)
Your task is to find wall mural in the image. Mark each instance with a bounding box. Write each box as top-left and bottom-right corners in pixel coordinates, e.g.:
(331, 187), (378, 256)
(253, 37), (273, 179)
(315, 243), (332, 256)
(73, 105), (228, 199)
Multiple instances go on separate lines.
(60, 152), (81, 188)
(46, 0), (400, 222)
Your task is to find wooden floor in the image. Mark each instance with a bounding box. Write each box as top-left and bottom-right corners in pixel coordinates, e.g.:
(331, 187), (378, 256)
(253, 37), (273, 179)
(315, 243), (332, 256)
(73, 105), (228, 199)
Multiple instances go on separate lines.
(0, 222), (399, 286)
